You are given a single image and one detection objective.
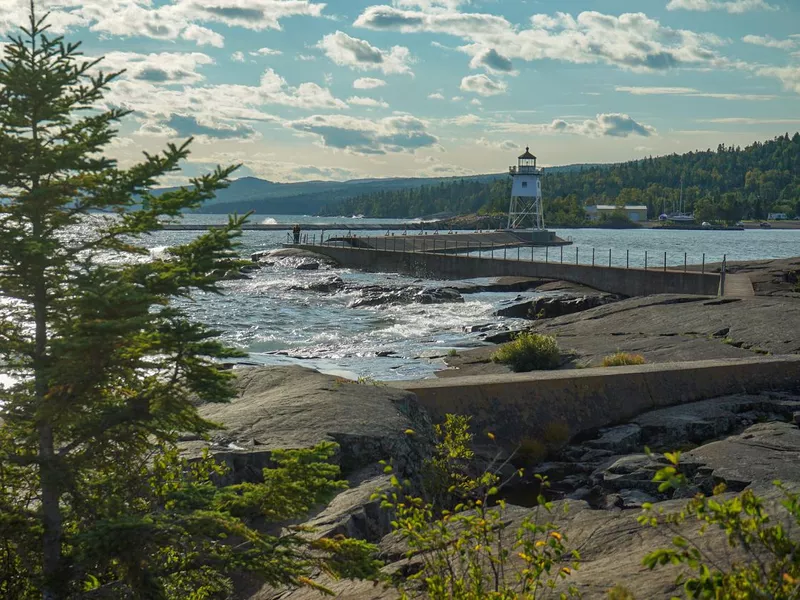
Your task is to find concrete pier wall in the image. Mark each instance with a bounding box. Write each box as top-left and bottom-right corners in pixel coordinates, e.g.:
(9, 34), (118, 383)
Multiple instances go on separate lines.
(394, 356), (800, 447)
(297, 244), (721, 297)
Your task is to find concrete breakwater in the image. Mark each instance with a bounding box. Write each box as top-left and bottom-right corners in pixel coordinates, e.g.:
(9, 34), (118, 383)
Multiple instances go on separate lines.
(394, 356), (800, 448)
(294, 244), (721, 297)
(161, 222), (417, 231)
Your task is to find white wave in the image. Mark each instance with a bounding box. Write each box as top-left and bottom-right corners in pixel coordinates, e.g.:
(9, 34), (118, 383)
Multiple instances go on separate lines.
(149, 246), (170, 259)
(261, 217), (278, 225)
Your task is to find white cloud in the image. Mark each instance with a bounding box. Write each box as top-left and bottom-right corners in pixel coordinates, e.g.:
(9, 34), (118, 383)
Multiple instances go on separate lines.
(616, 86), (703, 95)
(493, 113), (656, 138)
(181, 24), (224, 47)
(470, 98), (482, 106)
(316, 31), (413, 75)
(666, 0), (778, 13)
(356, 7), (726, 74)
(468, 47), (516, 74)
(353, 77), (387, 89)
(698, 117), (800, 124)
(443, 113), (482, 126)
(742, 35), (797, 50)
(354, 5), (510, 37)
(394, 0), (470, 10)
(451, 95), (463, 101)
(174, 0), (326, 31)
(258, 68), (348, 109)
(0, 0), (90, 36)
(460, 74), (507, 96)
(615, 86), (777, 100)
(231, 51), (245, 62)
(250, 47), (283, 56)
(752, 66), (800, 94)
(0, 0), (327, 45)
(138, 115), (260, 144)
(99, 51), (214, 85)
(347, 96), (390, 108)
(428, 92), (445, 100)
(297, 54), (317, 61)
(288, 114), (438, 154)
(476, 137), (519, 151)
(98, 66), (350, 143)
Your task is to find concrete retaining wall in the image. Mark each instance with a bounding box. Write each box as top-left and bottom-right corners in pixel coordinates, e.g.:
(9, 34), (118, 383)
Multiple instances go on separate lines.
(298, 245), (720, 297)
(393, 356), (800, 447)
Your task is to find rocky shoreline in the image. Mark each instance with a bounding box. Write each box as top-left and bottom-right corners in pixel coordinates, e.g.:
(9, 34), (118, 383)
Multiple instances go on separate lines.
(194, 254), (800, 598)
(183, 364), (800, 599)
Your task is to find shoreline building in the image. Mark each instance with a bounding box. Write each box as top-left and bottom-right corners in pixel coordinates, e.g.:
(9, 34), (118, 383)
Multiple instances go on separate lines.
(585, 204), (648, 223)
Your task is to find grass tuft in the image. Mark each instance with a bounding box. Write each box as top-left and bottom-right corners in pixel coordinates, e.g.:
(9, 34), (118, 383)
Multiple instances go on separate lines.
(491, 333), (560, 372)
(601, 352), (646, 367)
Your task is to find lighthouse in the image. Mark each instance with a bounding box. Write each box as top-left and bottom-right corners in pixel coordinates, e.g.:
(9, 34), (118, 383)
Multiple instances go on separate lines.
(507, 147), (544, 230)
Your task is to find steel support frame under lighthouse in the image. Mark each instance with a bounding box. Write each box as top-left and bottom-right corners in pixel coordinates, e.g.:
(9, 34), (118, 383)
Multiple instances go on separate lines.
(507, 147), (545, 230)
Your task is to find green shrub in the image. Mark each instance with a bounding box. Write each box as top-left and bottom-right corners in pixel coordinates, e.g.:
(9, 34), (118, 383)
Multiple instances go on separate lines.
(543, 421), (571, 447)
(601, 352), (646, 367)
(491, 333), (560, 372)
(376, 416), (580, 599)
(607, 584), (636, 599)
(517, 438), (548, 464)
(640, 450), (800, 599)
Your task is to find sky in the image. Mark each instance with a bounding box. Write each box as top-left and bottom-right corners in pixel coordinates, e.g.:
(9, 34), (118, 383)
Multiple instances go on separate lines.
(1, 0), (798, 184)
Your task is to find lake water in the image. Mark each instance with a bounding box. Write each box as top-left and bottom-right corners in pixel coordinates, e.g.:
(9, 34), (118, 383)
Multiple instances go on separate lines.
(134, 215), (799, 381)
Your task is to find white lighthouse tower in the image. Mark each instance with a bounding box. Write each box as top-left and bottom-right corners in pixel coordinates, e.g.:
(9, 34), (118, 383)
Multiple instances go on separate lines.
(507, 147), (544, 230)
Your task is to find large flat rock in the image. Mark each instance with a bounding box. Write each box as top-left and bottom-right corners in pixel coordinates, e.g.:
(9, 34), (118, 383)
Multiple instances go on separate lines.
(438, 292), (800, 377)
(683, 421), (800, 490)
(530, 294), (800, 367)
(183, 366), (433, 483)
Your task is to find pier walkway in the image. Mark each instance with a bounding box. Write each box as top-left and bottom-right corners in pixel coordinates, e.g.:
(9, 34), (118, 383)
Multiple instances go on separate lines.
(723, 273), (755, 297)
(292, 240), (722, 298)
(162, 222), (416, 232)
(329, 230), (571, 253)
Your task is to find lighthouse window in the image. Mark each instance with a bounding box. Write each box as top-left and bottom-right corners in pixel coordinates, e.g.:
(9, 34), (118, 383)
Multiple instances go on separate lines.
(521, 181), (528, 188)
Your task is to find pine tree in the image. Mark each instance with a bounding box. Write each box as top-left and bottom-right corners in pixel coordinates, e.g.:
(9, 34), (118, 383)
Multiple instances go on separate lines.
(0, 5), (378, 598)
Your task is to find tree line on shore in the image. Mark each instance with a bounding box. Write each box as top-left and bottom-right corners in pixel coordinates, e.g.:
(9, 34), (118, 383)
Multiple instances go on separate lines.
(319, 134), (800, 225)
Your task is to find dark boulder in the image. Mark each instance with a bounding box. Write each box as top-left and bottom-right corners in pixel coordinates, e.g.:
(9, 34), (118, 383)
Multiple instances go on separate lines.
(416, 287), (464, 304)
(495, 294), (616, 320)
(295, 262), (320, 271)
(290, 276), (344, 293)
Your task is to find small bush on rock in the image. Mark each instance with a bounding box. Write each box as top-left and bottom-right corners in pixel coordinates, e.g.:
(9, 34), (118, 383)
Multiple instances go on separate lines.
(639, 450), (800, 599)
(375, 416), (580, 599)
(516, 438), (548, 465)
(602, 352), (646, 367)
(491, 333), (560, 372)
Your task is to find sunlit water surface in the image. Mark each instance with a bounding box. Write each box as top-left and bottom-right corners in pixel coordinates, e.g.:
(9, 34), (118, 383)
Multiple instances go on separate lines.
(3, 214), (799, 383)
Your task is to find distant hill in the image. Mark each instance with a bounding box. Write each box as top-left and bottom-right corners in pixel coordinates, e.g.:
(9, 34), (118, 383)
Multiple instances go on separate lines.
(317, 134), (800, 224)
(159, 164), (601, 215)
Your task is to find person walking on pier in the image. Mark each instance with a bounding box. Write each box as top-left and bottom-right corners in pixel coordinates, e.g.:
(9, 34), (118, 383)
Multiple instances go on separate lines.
(292, 223), (301, 244)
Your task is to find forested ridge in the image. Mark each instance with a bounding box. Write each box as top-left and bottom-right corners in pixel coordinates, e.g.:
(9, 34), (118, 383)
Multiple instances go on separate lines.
(319, 133), (800, 224)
